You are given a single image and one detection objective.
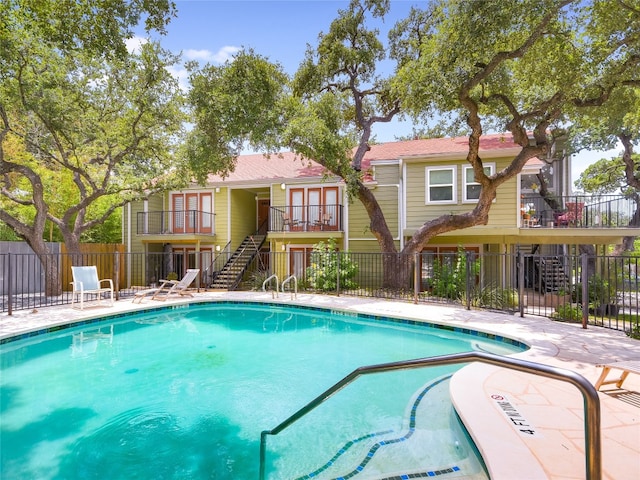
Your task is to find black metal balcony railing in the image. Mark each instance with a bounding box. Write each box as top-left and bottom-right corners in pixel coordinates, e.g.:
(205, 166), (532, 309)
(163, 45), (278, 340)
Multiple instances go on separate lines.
(520, 194), (638, 228)
(137, 210), (215, 235)
(269, 204), (344, 232)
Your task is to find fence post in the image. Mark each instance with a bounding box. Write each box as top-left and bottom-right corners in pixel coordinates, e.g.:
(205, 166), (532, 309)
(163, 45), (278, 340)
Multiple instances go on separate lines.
(336, 251), (340, 297)
(114, 251), (120, 300)
(414, 252), (419, 304)
(7, 253), (13, 316)
(465, 251), (472, 310)
(581, 253), (589, 329)
(518, 252), (524, 318)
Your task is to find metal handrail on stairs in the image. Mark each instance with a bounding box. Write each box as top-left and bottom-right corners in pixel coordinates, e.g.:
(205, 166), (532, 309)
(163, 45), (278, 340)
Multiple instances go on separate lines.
(259, 351), (601, 480)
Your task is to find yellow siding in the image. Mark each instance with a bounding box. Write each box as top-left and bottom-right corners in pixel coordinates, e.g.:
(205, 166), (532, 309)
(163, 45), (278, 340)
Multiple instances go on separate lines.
(230, 189), (257, 248)
(214, 188), (229, 244)
(349, 186), (399, 240)
(272, 184), (286, 206)
(405, 156), (518, 231)
(374, 164), (399, 184)
(124, 196), (164, 255)
(347, 239), (399, 253)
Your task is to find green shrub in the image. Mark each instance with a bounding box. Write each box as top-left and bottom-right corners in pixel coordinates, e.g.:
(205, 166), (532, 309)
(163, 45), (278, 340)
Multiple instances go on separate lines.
(471, 285), (519, 309)
(247, 269), (272, 291)
(166, 272), (178, 281)
(306, 238), (359, 292)
(573, 274), (616, 306)
(551, 304), (582, 323)
(430, 246), (479, 300)
(627, 322), (640, 340)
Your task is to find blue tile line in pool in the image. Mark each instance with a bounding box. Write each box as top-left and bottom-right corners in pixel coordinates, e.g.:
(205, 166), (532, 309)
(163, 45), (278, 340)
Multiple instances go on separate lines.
(0, 301), (529, 353)
(294, 375), (460, 480)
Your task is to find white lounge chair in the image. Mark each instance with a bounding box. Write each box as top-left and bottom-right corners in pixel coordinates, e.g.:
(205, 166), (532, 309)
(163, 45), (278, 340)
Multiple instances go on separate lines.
(132, 268), (200, 303)
(71, 266), (114, 310)
(594, 360), (640, 391)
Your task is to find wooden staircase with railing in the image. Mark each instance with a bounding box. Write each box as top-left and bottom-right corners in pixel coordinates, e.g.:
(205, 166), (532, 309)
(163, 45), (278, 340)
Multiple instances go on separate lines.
(210, 234), (266, 290)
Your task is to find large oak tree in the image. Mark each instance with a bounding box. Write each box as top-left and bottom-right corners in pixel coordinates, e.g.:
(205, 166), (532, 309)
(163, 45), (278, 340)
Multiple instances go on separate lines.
(0, 0), (185, 295)
(187, 0), (639, 288)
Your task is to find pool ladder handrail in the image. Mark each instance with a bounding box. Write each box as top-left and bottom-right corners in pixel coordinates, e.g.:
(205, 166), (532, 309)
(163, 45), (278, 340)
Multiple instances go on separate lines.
(281, 274), (297, 299)
(259, 351), (601, 480)
(262, 274), (279, 298)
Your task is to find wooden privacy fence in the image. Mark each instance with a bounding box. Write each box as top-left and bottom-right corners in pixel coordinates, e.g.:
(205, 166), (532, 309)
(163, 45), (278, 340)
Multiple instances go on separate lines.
(60, 244), (126, 291)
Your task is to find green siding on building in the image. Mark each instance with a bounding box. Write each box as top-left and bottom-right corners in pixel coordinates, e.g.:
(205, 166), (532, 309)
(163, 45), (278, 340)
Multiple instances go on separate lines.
(349, 186), (399, 240)
(373, 164), (399, 184)
(404, 156), (517, 230)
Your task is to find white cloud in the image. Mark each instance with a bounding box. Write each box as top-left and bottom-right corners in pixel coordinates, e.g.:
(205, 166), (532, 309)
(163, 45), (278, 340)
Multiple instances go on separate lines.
(166, 64), (190, 92)
(183, 46), (240, 64)
(125, 36), (148, 55)
(212, 46), (241, 63)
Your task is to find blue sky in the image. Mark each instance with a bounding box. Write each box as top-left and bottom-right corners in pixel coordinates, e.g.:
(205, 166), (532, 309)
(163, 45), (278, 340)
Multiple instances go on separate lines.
(138, 0), (620, 185)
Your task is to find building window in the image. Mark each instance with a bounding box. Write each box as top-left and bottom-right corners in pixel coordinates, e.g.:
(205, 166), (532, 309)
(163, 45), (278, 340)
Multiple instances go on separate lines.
(463, 163), (495, 202)
(426, 166), (457, 203)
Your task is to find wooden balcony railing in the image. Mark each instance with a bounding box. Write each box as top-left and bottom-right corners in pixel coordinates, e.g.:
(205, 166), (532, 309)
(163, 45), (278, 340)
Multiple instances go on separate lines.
(137, 210), (215, 235)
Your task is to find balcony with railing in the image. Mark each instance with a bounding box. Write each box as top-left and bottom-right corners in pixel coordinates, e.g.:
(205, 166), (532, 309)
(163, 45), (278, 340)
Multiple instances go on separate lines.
(520, 194), (637, 228)
(136, 210), (215, 236)
(269, 204), (344, 233)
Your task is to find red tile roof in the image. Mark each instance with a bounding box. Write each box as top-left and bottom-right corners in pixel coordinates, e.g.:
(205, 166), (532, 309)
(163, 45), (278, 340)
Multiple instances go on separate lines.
(206, 133), (525, 185)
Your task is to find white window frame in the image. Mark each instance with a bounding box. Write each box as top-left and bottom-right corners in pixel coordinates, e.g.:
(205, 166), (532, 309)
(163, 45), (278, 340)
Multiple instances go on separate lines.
(425, 166), (457, 204)
(463, 163), (495, 202)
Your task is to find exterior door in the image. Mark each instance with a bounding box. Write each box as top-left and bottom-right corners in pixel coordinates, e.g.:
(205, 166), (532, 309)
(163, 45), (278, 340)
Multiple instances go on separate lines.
(185, 193), (198, 233)
(308, 188), (321, 230)
(200, 193), (212, 234)
(323, 187), (338, 230)
(172, 195), (185, 233)
(258, 199), (270, 234)
(289, 188), (305, 230)
(290, 247), (310, 278)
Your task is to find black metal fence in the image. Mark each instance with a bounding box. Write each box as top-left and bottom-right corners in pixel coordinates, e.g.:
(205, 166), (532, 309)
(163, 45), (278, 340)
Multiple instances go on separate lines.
(520, 193), (637, 228)
(2, 250), (638, 335)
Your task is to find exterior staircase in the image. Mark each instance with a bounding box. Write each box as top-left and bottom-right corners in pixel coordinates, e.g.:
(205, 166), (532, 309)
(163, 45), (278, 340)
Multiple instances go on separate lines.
(534, 256), (569, 292)
(209, 234), (266, 290)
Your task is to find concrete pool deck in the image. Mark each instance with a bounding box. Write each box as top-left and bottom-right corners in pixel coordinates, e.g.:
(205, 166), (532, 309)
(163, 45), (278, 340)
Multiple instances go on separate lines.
(1, 291), (638, 479)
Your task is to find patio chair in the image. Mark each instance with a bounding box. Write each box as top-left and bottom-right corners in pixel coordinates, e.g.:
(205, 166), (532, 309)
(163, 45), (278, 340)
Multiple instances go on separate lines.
(594, 360), (640, 391)
(71, 266), (114, 310)
(132, 268), (200, 303)
(555, 202), (584, 227)
(314, 212), (332, 230)
(282, 212), (299, 230)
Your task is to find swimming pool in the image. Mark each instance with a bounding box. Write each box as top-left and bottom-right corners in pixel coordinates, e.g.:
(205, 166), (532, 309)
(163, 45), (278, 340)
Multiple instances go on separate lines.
(0, 301), (526, 479)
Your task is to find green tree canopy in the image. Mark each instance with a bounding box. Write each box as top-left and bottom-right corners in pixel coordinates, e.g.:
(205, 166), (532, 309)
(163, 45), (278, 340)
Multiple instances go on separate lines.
(0, 0), (182, 294)
(186, 0), (640, 287)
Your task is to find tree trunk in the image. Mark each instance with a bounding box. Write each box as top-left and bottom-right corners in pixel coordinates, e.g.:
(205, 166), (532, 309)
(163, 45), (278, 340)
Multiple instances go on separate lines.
(60, 227), (85, 266)
(24, 237), (62, 297)
(381, 253), (414, 290)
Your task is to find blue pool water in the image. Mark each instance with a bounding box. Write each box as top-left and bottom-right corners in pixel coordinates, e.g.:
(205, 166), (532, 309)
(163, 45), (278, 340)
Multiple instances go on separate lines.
(0, 302), (526, 479)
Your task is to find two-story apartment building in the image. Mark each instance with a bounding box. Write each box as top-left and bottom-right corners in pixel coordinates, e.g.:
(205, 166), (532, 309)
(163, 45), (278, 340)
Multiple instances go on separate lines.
(123, 133), (637, 290)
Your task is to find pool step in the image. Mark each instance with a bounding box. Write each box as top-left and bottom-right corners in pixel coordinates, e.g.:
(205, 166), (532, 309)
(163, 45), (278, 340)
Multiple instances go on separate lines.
(294, 377), (488, 480)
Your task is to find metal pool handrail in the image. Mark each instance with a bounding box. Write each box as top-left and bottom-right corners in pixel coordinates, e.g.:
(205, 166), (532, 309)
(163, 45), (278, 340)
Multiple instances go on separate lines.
(281, 274), (297, 299)
(259, 351), (601, 480)
(262, 274), (279, 298)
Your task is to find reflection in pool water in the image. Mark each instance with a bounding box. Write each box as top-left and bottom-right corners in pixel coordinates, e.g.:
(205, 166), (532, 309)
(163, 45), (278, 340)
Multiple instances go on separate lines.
(0, 302), (525, 479)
